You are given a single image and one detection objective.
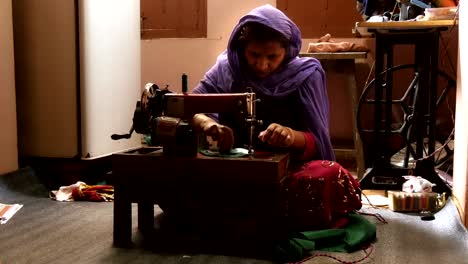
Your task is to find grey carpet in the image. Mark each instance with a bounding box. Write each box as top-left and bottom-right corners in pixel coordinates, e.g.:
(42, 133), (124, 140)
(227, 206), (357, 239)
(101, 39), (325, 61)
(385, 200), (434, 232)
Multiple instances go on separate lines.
(308, 197), (468, 264)
(0, 168), (467, 264)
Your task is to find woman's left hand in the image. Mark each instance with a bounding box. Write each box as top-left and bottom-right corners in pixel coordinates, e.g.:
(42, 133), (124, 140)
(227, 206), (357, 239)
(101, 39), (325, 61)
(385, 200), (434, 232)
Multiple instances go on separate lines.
(258, 123), (295, 147)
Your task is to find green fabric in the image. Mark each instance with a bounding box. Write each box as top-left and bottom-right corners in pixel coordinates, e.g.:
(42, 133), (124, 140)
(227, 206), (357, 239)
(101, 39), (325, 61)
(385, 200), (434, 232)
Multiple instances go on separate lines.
(199, 148), (250, 158)
(274, 213), (376, 263)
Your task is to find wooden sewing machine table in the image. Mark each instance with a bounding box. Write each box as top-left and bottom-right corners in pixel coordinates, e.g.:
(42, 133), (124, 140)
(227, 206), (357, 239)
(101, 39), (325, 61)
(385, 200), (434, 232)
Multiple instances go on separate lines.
(112, 147), (289, 247)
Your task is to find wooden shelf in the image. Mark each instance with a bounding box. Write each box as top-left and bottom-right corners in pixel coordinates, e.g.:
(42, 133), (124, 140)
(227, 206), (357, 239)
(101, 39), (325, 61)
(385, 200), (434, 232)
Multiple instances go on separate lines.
(356, 19), (457, 30)
(299, 52), (368, 60)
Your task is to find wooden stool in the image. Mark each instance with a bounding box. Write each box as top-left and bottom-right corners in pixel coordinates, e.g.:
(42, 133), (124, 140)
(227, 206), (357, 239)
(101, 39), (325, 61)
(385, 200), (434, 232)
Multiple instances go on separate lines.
(111, 147), (289, 247)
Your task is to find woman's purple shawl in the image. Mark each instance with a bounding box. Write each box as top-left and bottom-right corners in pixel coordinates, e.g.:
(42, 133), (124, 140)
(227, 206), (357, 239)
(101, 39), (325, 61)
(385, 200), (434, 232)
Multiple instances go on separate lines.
(192, 4), (335, 161)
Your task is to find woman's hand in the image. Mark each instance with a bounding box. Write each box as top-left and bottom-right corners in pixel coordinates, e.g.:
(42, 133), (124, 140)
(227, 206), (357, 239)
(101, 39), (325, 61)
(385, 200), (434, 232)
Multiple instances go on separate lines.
(258, 123), (295, 147)
(193, 114), (234, 152)
(203, 123), (234, 152)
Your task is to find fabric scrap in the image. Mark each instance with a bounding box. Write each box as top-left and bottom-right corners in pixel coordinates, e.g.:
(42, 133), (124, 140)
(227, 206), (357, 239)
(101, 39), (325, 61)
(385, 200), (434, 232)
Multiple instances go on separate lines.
(307, 34), (369, 53)
(50, 181), (114, 202)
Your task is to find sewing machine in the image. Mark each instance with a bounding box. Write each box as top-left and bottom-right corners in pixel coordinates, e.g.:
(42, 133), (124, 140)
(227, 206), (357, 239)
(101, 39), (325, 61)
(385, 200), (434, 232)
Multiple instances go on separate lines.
(110, 84), (288, 247)
(112, 83), (262, 156)
(397, 0), (431, 20)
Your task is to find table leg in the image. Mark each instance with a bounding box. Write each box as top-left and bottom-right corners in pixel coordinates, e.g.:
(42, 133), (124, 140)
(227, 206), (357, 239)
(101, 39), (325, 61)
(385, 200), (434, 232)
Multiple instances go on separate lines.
(138, 201), (154, 235)
(113, 185), (133, 247)
(343, 59), (366, 179)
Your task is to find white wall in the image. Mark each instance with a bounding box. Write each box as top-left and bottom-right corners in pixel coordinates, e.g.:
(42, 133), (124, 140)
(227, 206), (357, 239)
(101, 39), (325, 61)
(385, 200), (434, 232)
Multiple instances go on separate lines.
(79, 0), (141, 159)
(0, 0), (18, 175)
(141, 0), (275, 92)
(453, 3), (467, 225)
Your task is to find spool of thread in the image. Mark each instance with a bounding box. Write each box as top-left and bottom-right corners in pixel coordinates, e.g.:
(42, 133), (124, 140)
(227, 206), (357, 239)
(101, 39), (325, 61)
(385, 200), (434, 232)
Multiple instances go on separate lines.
(182, 73), (188, 93)
(388, 191), (439, 212)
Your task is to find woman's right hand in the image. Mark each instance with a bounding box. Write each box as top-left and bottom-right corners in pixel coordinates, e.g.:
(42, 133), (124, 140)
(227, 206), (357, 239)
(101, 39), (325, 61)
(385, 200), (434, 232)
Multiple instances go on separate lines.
(203, 123), (235, 152)
(193, 114), (234, 152)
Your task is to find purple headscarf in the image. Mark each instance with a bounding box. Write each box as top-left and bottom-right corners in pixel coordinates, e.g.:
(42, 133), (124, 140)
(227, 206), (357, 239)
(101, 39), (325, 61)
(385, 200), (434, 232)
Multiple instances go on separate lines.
(193, 4), (335, 161)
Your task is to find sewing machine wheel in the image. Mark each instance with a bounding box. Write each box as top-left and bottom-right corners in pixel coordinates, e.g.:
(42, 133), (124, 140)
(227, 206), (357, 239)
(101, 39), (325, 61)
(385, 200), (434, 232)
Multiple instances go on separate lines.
(140, 83), (156, 115)
(357, 64), (456, 172)
(141, 83), (171, 118)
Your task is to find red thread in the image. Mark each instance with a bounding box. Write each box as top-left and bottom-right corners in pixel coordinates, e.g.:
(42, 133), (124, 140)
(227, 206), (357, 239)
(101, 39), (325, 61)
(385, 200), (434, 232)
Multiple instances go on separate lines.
(357, 211), (388, 224)
(291, 244), (374, 264)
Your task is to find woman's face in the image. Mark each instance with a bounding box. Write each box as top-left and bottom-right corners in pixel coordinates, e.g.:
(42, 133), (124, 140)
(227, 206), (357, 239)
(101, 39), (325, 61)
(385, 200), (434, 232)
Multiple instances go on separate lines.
(244, 41), (286, 78)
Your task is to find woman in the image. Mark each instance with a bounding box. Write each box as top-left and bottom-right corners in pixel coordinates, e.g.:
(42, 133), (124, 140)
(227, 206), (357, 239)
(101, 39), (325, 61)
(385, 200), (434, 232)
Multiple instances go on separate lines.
(190, 4), (362, 232)
(192, 4), (334, 162)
